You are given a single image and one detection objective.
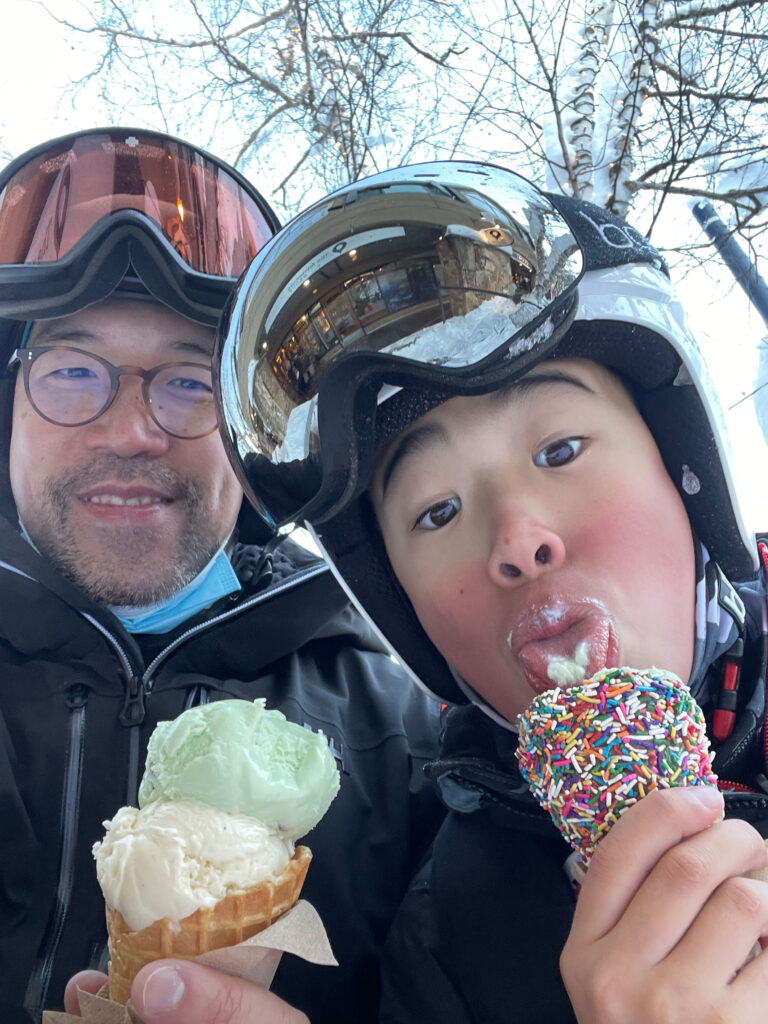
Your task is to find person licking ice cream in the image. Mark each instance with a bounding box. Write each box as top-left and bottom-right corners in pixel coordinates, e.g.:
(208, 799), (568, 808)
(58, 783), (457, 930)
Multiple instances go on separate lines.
(215, 161), (768, 1024)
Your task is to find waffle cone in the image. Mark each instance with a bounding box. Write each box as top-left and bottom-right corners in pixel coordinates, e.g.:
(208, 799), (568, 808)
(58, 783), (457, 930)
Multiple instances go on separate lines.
(105, 844), (312, 1004)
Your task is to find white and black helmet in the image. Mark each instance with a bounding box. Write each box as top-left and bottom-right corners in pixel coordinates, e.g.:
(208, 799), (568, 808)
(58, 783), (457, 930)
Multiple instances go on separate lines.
(216, 160), (756, 704)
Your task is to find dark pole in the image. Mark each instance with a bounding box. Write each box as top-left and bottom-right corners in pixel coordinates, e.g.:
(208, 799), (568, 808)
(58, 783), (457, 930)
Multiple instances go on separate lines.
(690, 199), (768, 330)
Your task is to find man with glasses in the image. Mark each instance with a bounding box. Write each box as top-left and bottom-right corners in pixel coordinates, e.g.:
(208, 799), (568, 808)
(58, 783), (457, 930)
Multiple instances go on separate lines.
(0, 130), (442, 1024)
(10, 306), (240, 609)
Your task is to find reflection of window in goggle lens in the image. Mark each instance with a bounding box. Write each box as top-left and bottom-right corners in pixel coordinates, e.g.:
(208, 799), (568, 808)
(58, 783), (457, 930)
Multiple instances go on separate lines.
(0, 138), (273, 272)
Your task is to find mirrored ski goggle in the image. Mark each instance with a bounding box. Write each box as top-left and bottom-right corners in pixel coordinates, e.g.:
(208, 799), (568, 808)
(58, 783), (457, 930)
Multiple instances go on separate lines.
(10, 346), (217, 439)
(216, 161), (584, 527)
(0, 128), (276, 276)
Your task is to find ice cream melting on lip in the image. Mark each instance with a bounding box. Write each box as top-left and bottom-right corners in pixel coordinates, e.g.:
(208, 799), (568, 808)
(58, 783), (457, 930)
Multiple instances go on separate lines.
(546, 640), (589, 686)
(506, 599), (618, 695)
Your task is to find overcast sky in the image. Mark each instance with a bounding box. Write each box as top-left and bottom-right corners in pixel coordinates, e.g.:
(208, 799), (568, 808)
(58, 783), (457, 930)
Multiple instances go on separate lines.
(2, 0), (767, 530)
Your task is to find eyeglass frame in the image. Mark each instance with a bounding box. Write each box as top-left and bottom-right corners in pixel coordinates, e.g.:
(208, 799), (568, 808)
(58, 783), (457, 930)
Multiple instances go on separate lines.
(8, 345), (219, 440)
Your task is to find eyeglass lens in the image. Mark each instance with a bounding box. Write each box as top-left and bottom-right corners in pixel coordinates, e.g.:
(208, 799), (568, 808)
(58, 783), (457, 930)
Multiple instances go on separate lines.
(27, 348), (215, 438)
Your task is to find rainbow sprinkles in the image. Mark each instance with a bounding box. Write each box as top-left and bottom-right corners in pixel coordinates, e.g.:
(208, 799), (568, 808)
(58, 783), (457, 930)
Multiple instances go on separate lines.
(516, 667), (718, 861)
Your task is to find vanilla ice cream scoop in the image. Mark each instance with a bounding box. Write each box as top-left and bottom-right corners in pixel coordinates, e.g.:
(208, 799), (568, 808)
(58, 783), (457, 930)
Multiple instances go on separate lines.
(94, 797), (294, 931)
(138, 698), (340, 841)
(94, 698), (338, 1005)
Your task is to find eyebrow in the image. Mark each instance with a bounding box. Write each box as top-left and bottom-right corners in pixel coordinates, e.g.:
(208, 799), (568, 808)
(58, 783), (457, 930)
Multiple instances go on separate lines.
(30, 326), (214, 359)
(169, 339), (214, 358)
(30, 326), (99, 345)
(379, 421), (450, 496)
(487, 368), (595, 405)
(378, 368), (596, 497)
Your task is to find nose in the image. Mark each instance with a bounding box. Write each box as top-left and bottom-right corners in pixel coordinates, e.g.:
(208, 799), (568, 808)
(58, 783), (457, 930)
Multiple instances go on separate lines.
(487, 510), (566, 587)
(83, 377), (170, 457)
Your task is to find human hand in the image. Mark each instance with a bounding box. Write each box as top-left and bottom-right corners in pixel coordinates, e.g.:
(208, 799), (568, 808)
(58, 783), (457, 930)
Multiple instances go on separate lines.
(132, 960), (309, 1024)
(560, 786), (768, 1024)
(64, 962), (309, 1023)
(63, 971), (108, 1013)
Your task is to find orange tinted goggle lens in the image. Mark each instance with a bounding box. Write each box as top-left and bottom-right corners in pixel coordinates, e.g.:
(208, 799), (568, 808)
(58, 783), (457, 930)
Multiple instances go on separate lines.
(0, 130), (274, 275)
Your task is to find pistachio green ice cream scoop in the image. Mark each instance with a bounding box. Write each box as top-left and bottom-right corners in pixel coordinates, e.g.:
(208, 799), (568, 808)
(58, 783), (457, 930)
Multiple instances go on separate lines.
(138, 698), (340, 841)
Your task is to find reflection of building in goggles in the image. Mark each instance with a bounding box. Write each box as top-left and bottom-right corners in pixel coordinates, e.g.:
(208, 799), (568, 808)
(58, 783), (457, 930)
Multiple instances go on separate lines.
(269, 244), (538, 405)
(272, 257), (444, 397)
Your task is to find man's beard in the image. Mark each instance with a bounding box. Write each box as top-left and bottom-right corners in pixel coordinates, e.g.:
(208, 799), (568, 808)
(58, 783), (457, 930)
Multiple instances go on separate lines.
(27, 457), (226, 605)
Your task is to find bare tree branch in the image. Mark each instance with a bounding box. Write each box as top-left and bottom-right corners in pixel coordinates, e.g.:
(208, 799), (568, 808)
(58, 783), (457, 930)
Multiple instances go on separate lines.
(44, 0), (767, 271)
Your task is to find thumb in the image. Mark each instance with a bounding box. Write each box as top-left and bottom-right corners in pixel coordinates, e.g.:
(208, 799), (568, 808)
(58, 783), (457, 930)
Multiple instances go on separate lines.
(131, 960), (309, 1024)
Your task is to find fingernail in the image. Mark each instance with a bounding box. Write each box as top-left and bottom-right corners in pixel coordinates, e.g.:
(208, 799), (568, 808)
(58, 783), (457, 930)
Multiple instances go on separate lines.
(139, 965), (185, 1013)
(690, 786), (723, 812)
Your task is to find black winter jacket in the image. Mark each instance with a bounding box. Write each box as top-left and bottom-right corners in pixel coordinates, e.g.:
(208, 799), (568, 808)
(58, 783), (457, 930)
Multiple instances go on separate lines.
(0, 512), (444, 1024)
(380, 574), (768, 1024)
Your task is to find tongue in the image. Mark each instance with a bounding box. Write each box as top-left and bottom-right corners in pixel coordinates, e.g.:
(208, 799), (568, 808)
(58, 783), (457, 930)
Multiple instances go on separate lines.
(519, 613), (616, 694)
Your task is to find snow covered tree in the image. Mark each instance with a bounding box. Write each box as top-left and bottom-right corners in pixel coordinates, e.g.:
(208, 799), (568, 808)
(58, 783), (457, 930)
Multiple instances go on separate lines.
(54, 0), (466, 211)
(471, 0), (768, 242)
(53, 0), (768, 255)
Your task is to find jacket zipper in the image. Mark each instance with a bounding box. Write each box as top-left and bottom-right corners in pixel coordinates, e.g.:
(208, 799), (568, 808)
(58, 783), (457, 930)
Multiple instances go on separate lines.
(81, 613), (144, 806)
(83, 564), (327, 800)
(142, 563), (328, 681)
(121, 675), (146, 807)
(23, 685), (88, 1023)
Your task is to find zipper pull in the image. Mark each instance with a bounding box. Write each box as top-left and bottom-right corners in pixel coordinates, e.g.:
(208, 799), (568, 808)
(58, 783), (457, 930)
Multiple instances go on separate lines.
(120, 674), (146, 726)
(65, 684), (89, 710)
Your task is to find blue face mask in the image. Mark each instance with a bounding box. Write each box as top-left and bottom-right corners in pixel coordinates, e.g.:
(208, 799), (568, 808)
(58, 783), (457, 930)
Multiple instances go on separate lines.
(19, 520), (242, 633)
(108, 543), (241, 634)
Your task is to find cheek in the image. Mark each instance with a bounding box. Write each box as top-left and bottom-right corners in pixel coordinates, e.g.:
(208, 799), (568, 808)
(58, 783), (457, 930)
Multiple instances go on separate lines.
(574, 502), (637, 569)
(404, 562), (493, 662)
(575, 475), (695, 674)
(575, 468), (692, 578)
(180, 437), (235, 488)
(188, 438), (243, 522)
(9, 407), (55, 509)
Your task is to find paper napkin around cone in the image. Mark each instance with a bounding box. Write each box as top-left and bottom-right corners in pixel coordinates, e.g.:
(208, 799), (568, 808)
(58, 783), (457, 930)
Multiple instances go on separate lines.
(42, 900), (336, 1024)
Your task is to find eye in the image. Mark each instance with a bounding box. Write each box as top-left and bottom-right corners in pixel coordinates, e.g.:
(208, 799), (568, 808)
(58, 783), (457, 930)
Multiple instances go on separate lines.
(50, 366), (98, 380)
(413, 497), (461, 532)
(533, 437), (584, 468)
(167, 376), (212, 392)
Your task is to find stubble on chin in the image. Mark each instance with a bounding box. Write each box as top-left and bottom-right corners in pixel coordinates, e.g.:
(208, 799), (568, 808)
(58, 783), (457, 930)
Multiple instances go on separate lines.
(27, 460), (225, 605)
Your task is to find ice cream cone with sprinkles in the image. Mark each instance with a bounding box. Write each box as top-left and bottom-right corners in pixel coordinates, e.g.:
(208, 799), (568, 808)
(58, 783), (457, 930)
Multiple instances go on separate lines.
(516, 667), (718, 862)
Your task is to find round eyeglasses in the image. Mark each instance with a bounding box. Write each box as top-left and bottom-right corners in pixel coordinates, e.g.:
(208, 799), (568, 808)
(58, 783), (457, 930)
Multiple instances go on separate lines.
(9, 346), (218, 439)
